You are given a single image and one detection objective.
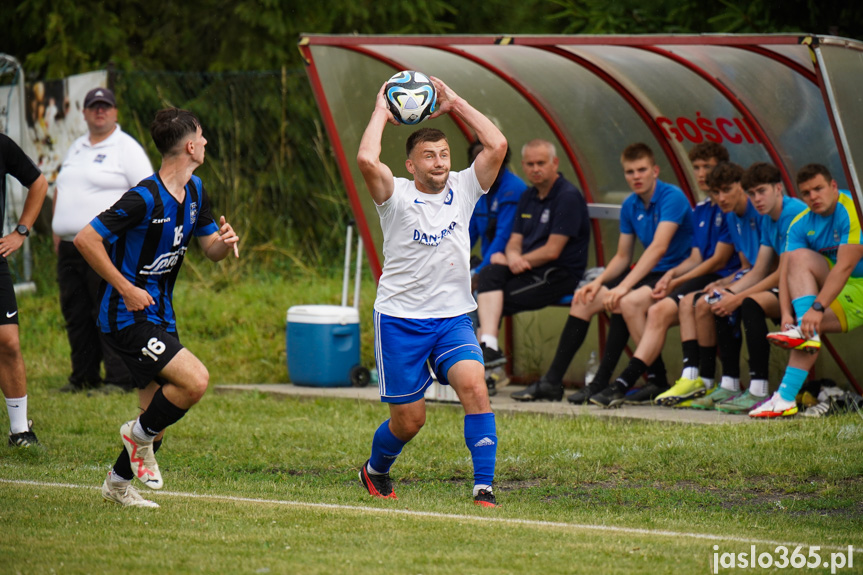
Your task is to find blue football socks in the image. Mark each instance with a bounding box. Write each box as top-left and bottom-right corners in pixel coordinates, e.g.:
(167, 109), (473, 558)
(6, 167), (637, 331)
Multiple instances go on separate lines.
(777, 366), (808, 402)
(791, 295), (816, 329)
(368, 419), (407, 475)
(464, 412), (497, 487)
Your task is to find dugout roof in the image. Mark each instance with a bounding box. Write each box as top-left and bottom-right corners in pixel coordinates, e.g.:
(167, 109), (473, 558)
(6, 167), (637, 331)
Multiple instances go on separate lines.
(299, 33), (863, 388)
(300, 33), (863, 272)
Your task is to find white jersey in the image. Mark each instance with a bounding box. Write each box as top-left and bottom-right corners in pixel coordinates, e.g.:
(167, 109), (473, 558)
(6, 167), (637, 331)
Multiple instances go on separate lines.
(374, 165), (485, 319)
(52, 125), (153, 240)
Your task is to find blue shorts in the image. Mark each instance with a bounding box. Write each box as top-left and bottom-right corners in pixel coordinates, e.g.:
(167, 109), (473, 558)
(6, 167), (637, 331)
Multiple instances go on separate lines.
(373, 311), (483, 404)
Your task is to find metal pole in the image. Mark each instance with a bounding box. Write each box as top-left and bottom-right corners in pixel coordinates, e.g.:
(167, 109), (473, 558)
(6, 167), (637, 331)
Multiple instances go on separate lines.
(341, 225), (352, 308)
(353, 235), (363, 309)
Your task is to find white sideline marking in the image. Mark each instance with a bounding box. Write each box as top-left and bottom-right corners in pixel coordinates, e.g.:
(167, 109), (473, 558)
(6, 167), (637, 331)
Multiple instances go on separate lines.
(1, 478), (857, 553)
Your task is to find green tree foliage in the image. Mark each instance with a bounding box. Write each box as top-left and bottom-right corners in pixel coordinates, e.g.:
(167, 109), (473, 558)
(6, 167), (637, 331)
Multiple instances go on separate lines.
(550, 0), (863, 38)
(5, 0), (861, 268)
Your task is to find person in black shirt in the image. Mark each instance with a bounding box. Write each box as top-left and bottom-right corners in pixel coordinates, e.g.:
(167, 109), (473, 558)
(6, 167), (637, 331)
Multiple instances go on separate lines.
(474, 139), (591, 392)
(0, 134), (48, 447)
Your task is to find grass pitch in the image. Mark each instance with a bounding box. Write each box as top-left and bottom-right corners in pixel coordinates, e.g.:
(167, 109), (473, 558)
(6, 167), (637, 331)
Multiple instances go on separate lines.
(3, 253), (862, 574)
(3, 389), (862, 574)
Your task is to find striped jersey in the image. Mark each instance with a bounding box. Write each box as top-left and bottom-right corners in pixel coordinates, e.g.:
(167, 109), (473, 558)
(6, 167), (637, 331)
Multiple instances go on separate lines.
(91, 173), (218, 332)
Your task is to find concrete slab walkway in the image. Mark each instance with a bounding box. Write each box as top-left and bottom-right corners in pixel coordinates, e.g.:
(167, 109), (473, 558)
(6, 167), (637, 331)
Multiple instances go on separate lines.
(215, 382), (757, 425)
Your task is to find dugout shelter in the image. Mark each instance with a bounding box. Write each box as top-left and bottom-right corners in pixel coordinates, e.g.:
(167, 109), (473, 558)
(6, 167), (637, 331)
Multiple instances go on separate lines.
(299, 34), (863, 389)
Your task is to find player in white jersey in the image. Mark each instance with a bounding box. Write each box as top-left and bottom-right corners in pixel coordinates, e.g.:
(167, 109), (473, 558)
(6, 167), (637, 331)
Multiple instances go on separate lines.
(356, 77), (507, 507)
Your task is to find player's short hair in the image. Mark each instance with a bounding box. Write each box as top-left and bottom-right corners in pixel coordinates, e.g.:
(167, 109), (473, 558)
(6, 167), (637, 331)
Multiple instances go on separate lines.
(706, 162), (744, 190)
(621, 142), (655, 165)
(688, 142), (729, 163)
(796, 163), (834, 186)
(150, 108), (201, 156)
(741, 162), (781, 191)
(406, 128), (447, 157)
(521, 139), (556, 160)
(468, 139), (511, 166)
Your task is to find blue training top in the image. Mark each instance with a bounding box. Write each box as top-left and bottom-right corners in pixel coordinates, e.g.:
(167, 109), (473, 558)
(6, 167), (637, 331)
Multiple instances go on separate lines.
(759, 196), (808, 256)
(469, 168), (527, 274)
(724, 199), (761, 268)
(786, 190), (863, 278)
(619, 179), (694, 272)
(692, 198), (739, 277)
(91, 173), (219, 332)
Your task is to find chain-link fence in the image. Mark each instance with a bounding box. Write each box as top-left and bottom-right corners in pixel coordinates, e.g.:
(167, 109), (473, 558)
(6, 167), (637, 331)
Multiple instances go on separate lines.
(114, 68), (352, 271)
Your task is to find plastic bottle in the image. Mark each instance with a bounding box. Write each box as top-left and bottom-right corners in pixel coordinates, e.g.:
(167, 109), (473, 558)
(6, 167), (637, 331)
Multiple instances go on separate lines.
(585, 351), (598, 385)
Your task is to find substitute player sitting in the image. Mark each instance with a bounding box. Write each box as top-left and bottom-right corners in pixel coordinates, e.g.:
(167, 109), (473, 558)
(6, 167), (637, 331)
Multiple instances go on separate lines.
(755, 164), (863, 417)
(356, 77), (507, 506)
(76, 108), (240, 507)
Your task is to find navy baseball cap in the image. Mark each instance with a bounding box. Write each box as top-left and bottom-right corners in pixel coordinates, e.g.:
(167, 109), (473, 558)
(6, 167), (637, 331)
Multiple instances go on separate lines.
(84, 87), (116, 108)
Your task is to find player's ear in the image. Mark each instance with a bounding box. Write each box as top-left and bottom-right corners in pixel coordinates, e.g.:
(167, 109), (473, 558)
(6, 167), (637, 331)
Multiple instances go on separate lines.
(405, 159), (415, 175)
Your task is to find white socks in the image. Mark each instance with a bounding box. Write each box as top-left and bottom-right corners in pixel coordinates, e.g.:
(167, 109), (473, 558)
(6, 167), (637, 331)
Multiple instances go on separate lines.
(132, 419), (156, 443)
(749, 379), (769, 397)
(6, 396), (28, 434)
(473, 484), (492, 496)
(720, 377), (741, 393)
(480, 335), (499, 351)
(681, 367), (699, 381)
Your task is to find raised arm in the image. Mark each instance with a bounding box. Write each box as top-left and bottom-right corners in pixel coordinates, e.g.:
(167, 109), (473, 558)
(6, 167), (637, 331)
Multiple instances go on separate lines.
(356, 84), (397, 205)
(198, 215), (240, 261)
(429, 77), (506, 191)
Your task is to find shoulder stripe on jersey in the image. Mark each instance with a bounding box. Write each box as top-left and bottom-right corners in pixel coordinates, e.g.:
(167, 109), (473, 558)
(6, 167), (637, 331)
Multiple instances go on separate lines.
(838, 193), (862, 245)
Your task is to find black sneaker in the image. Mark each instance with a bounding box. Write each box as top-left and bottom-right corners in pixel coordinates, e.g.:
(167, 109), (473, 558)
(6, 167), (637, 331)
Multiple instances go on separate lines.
(8, 420), (39, 447)
(623, 382), (669, 405)
(485, 373), (498, 397)
(567, 379), (607, 404)
(590, 380), (628, 408)
(474, 487), (497, 508)
(481, 344), (506, 368)
(358, 460), (397, 499)
(510, 378), (563, 402)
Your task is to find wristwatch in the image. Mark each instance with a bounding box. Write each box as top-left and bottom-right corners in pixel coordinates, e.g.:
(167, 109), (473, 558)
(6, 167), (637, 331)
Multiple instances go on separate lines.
(15, 224), (29, 237)
(812, 301), (825, 313)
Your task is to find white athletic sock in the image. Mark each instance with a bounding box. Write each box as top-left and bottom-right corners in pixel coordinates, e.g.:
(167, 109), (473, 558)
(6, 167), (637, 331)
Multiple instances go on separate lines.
(110, 470), (131, 485)
(6, 396), (28, 434)
(132, 419), (156, 443)
(682, 367), (699, 381)
(480, 335), (499, 351)
(720, 376), (741, 392)
(702, 378), (715, 390)
(366, 462), (384, 475)
(749, 379), (769, 397)
(473, 484), (492, 496)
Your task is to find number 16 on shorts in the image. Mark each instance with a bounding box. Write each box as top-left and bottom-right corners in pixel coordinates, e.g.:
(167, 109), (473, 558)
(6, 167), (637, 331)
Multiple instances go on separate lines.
(713, 544), (854, 573)
(141, 337), (166, 362)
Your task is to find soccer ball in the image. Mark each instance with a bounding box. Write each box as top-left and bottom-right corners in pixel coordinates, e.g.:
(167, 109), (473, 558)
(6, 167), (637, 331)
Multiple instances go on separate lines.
(384, 71), (437, 125)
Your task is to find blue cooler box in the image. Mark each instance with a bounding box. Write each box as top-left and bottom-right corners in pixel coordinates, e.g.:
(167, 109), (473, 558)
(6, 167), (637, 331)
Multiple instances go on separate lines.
(286, 305), (360, 387)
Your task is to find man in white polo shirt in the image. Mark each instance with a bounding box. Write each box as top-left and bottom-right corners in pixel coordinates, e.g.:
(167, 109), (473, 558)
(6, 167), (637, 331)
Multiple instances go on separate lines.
(52, 87), (153, 394)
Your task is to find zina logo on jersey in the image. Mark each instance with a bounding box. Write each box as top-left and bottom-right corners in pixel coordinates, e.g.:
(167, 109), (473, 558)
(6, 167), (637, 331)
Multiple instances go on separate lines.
(413, 221), (457, 246)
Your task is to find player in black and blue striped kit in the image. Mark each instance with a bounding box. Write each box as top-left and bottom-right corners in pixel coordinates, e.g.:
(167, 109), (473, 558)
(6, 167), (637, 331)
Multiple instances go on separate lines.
(75, 108), (240, 508)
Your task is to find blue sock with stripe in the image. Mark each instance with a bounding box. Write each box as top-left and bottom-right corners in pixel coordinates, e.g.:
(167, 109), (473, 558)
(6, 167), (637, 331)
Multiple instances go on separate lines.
(464, 413), (497, 487)
(368, 419), (407, 474)
(792, 295), (816, 328)
(778, 366), (808, 402)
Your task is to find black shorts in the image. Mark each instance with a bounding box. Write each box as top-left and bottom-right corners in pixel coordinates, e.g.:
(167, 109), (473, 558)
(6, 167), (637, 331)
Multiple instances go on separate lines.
(103, 323), (184, 389)
(477, 263), (580, 316)
(667, 273), (723, 305)
(0, 259), (18, 326)
(603, 270), (666, 291)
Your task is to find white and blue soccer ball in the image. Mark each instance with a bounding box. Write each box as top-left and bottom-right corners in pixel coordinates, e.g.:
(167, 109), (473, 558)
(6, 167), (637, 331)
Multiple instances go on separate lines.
(384, 71), (437, 125)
